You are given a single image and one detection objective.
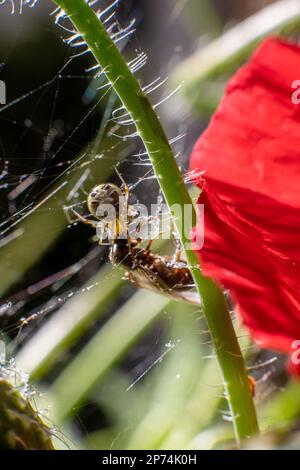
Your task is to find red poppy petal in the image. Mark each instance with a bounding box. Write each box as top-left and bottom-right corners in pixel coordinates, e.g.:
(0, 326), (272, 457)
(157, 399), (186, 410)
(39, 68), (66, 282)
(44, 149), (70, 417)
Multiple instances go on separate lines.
(190, 37), (300, 375)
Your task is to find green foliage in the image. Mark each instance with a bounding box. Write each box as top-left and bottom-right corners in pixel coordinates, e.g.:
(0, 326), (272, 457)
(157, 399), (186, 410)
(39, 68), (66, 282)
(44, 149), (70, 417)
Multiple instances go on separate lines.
(0, 378), (54, 450)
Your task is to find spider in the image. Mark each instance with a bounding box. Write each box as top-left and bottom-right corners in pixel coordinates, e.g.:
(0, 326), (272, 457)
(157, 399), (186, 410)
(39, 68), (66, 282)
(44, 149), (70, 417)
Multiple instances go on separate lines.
(72, 170), (200, 305)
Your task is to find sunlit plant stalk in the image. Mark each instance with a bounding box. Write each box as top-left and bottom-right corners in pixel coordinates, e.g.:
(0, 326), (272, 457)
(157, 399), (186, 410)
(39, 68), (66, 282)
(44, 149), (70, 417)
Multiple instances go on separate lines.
(52, 0), (259, 444)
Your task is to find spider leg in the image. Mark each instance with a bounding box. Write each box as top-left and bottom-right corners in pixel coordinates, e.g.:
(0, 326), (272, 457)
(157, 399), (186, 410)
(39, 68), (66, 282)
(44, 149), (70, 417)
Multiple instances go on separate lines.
(114, 169), (141, 255)
(71, 207), (98, 229)
(168, 218), (182, 264)
(172, 235), (182, 264)
(115, 167), (129, 197)
(115, 167), (132, 242)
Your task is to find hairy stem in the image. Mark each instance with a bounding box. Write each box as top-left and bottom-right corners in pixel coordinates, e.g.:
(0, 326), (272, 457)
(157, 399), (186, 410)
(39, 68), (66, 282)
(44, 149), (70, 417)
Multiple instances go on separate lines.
(52, 0), (259, 443)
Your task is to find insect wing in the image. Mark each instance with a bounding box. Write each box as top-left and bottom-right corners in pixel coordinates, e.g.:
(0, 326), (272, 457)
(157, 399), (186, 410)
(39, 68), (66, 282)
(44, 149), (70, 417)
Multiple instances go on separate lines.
(131, 265), (201, 305)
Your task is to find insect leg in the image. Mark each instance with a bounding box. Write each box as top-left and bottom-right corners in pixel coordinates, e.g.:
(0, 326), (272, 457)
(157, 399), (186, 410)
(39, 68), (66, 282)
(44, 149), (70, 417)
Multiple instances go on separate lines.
(124, 270), (138, 286)
(144, 228), (164, 251)
(169, 222), (182, 263)
(145, 239), (153, 251)
(172, 236), (182, 263)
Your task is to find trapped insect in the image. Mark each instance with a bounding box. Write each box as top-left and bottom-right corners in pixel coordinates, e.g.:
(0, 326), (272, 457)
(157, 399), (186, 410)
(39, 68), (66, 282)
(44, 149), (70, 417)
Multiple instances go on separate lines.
(72, 172), (201, 305)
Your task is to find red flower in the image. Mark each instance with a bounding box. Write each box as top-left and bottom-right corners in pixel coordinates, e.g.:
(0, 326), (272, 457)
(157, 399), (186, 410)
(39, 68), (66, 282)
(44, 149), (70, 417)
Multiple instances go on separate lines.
(190, 37), (300, 375)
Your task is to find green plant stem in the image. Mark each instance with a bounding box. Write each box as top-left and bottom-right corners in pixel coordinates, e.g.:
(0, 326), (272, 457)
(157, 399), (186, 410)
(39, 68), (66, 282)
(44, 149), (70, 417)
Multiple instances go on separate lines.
(52, 0), (259, 443)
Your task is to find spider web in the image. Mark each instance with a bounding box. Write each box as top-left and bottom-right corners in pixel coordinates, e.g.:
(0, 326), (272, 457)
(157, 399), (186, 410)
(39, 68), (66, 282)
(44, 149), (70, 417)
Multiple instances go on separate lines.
(0, 0), (210, 448)
(0, 0), (194, 327)
(0, 0), (280, 450)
